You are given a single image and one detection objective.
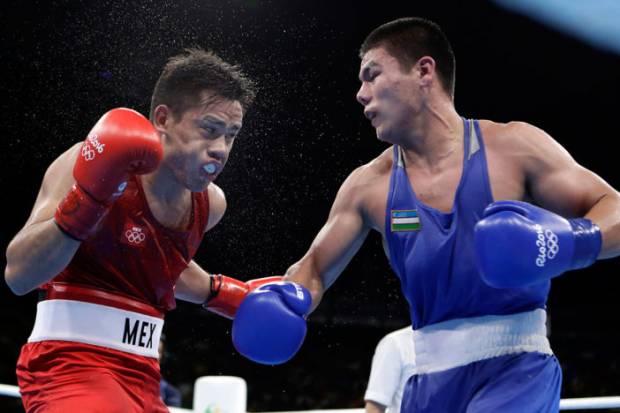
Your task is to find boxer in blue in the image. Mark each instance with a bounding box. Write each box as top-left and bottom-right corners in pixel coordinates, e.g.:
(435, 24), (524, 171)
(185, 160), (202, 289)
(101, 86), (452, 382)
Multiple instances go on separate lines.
(231, 17), (620, 412)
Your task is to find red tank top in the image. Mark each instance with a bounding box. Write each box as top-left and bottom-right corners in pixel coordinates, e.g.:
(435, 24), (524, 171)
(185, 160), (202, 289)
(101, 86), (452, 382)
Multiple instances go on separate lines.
(49, 176), (210, 311)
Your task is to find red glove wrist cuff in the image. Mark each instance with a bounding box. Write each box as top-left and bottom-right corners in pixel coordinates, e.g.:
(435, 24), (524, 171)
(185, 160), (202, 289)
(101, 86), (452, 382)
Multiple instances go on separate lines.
(203, 274), (248, 320)
(204, 275), (284, 319)
(54, 184), (110, 241)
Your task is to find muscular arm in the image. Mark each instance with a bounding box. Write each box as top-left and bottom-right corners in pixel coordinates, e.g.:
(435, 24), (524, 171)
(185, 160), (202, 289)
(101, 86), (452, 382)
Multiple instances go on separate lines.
(4, 144), (82, 295)
(175, 260), (212, 303)
(205, 183), (227, 232)
(514, 122), (620, 258)
(284, 167), (371, 310)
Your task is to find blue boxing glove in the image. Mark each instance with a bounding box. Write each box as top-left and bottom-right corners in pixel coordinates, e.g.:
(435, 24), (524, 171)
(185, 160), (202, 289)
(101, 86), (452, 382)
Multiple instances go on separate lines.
(474, 200), (601, 288)
(232, 281), (312, 365)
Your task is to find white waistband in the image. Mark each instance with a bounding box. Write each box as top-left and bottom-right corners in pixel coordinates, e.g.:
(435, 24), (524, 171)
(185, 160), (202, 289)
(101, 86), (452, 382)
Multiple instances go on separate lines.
(413, 309), (552, 374)
(28, 299), (163, 358)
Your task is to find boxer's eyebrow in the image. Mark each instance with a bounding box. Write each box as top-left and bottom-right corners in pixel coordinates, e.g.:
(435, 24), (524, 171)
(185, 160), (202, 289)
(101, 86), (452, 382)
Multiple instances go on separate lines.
(203, 116), (226, 127)
(359, 61), (380, 82)
(203, 116), (241, 130)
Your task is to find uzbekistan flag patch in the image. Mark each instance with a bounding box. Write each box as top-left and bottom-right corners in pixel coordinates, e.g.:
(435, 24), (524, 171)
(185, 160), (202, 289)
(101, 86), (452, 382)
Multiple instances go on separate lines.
(391, 209), (421, 232)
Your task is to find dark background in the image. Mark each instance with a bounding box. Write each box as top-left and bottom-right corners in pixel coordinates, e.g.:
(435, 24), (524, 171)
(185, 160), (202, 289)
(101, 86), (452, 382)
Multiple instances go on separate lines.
(1, 0), (619, 411)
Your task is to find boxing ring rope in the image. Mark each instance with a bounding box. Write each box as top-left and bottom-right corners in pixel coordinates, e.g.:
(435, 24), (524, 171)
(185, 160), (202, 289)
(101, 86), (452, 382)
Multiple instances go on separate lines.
(1, 382), (620, 411)
(0, 384), (20, 398)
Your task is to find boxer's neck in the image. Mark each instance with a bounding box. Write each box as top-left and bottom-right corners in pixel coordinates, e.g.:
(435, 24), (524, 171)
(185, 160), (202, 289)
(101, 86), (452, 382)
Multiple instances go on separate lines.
(140, 169), (193, 230)
(399, 103), (463, 170)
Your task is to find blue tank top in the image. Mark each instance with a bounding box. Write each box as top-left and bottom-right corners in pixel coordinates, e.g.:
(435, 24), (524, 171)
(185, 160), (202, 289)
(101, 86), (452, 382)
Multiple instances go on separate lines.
(385, 119), (549, 329)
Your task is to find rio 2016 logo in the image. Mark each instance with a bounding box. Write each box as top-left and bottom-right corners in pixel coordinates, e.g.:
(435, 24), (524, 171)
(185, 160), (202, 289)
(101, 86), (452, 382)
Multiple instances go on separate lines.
(534, 224), (559, 267)
(81, 134), (106, 161)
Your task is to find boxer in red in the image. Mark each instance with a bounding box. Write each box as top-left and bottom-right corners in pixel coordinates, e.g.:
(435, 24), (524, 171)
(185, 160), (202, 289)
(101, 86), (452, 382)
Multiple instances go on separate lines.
(4, 48), (275, 412)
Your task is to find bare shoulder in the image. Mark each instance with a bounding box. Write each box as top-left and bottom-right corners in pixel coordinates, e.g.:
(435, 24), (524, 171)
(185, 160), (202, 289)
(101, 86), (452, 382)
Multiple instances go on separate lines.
(479, 119), (567, 156)
(206, 183), (226, 231)
(47, 142), (82, 175)
(207, 182), (225, 203)
(366, 146), (394, 177)
(345, 147), (393, 187)
(479, 119), (535, 146)
(335, 147), (392, 205)
(334, 147), (392, 225)
(40, 142), (82, 196)
(23, 142), (82, 227)
(479, 119), (582, 204)
(42, 142), (82, 196)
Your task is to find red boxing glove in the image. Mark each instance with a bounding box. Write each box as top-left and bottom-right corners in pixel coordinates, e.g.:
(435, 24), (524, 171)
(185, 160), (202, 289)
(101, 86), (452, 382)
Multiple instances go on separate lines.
(204, 275), (283, 319)
(55, 108), (163, 240)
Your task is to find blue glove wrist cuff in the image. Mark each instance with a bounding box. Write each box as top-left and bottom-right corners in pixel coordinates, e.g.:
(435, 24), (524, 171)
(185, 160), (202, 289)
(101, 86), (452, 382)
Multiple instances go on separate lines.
(569, 218), (602, 269)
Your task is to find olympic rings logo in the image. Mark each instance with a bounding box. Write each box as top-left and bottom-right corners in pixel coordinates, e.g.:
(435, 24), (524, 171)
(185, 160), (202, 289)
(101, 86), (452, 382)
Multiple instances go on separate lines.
(125, 229), (146, 244)
(535, 225), (560, 267)
(80, 135), (105, 162)
(545, 229), (559, 259)
(81, 144), (96, 161)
